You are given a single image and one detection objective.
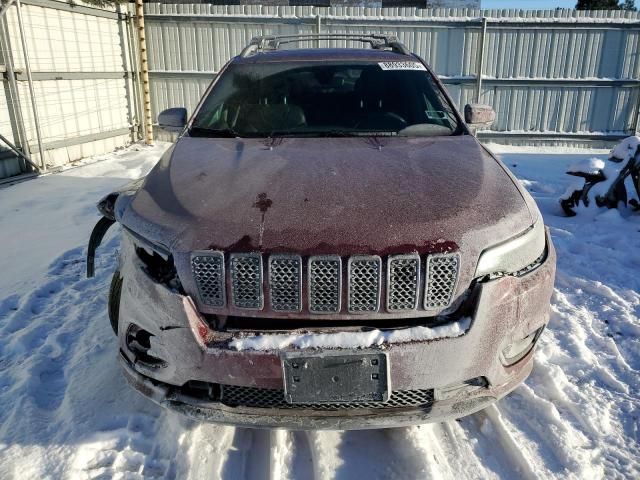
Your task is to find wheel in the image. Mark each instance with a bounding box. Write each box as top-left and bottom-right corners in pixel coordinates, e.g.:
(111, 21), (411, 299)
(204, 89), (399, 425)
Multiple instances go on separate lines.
(108, 271), (123, 335)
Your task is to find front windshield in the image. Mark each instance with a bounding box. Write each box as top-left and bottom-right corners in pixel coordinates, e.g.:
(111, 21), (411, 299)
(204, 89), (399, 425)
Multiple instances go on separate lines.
(190, 60), (462, 138)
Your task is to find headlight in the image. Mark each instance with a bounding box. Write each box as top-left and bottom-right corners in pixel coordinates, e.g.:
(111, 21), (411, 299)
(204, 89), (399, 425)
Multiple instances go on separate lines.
(124, 229), (182, 292)
(475, 218), (546, 279)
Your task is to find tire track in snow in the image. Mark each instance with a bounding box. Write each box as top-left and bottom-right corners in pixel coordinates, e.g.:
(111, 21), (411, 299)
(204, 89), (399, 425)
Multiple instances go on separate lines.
(393, 422), (501, 480)
(289, 431), (314, 480)
(268, 429), (293, 480)
(181, 424), (236, 480)
(460, 406), (539, 480)
(184, 427), (313, 480)
(218, 427), (293, 480)
(306, 430), (343, 479)
(385, 425), (449, 479)
(309, 427), (440, 479)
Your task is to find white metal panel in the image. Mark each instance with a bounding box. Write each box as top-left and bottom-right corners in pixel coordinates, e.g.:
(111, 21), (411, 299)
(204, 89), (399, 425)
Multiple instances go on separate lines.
(3, 3), (640, 178)
(0, 1), (132, 176)
(16, 79), (130, 143)
(0, 85), (16, 145)
(149, 75), (213, 119)
(142, 4), (640, 143)
(5, 4), (124, 72)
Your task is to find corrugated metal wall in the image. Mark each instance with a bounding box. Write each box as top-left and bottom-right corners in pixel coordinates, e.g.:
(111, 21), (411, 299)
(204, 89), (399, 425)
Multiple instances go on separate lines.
(0, 0), (139, 179)
(144, 4), (640, 147)
(3, 3), (640, 180)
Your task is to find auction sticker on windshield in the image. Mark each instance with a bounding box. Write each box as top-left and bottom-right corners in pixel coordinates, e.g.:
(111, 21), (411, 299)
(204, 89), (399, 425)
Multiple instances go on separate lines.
(378, 61), (427, 71)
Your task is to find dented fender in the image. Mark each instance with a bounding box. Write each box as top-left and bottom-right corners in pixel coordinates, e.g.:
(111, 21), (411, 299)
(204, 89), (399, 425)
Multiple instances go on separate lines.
(86, 177), (146, 278)
(87, 216), (116, 277)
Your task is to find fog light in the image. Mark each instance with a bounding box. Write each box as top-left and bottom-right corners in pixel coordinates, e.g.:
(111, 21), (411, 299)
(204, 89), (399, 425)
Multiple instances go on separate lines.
(501, 326), (544, 366)
(126, 324), (167, 368)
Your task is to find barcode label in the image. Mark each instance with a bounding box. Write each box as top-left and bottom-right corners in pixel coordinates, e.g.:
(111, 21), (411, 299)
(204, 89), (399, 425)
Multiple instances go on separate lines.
(378, 61), (427, 71)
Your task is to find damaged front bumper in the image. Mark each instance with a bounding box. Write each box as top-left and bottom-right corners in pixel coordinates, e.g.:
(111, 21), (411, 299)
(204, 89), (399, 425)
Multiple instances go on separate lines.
(115, 233), (556, 430)
(119, 350), (528, 430)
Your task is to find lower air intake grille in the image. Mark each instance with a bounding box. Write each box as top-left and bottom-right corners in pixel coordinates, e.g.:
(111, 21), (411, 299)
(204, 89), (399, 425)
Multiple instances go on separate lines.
(424, 253), (460, 309)
(191, 251), (225, 307)
(221, 385), (434, 411)
(308, 256), (341, 313)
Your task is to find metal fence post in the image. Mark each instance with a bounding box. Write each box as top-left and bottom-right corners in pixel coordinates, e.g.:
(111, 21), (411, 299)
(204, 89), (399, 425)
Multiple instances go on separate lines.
(135, 0), (153, 145)
(116, 4), (136, 144)
(634, 86), (640, 136)
(475, 16), (488, 104)
(0, 9), (32, 171)
(315, 12), (322, 48)
(15, 0), (46, 170)
(0, 0), (16, 18)
(127, 3), (144, 141)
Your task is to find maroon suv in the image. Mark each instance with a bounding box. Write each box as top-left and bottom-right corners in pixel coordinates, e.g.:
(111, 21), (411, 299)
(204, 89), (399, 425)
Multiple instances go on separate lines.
(88, 35), (555, 429)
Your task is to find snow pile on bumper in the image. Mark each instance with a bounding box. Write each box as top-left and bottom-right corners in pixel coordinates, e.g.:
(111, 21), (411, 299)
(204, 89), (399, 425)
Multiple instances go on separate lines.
(228, 317), (472, 351)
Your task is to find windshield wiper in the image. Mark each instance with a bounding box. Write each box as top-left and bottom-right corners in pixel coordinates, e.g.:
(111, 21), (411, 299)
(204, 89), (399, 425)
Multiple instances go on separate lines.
(189, 126), (243, 138)
(265, 130), (352, 137)
(189, 127), (398, 138)
(269, 130), (395, 138)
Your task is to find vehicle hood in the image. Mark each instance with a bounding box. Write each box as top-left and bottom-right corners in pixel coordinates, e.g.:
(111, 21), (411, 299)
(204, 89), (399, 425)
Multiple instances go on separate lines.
(119, 135), (534, 273)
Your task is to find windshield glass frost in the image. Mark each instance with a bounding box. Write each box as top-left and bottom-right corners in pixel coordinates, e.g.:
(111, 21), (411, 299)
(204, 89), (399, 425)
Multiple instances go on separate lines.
(191, 61), (461, 137)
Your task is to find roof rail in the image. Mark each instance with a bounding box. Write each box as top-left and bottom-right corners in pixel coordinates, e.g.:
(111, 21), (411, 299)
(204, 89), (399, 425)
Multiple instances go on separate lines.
(239, 34), (412, 58)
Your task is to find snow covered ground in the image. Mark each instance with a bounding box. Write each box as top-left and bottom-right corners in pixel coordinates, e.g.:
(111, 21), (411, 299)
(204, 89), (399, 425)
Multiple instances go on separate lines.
(0, 142), (638, 479)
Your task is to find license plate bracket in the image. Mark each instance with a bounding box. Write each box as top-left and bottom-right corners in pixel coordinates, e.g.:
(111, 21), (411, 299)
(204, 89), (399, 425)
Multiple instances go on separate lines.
(281, 351), (390, 404)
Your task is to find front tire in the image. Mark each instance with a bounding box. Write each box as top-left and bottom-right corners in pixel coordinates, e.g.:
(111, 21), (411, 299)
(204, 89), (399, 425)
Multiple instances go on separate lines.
(108, 271), (123, 335)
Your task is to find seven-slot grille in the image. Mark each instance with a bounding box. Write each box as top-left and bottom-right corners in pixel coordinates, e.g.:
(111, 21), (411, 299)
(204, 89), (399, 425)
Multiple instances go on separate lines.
(191, 251), (460, 313)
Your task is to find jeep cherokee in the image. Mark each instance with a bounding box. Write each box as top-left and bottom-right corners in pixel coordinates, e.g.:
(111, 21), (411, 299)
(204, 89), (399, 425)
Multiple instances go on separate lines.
(88, 35), (556, 430)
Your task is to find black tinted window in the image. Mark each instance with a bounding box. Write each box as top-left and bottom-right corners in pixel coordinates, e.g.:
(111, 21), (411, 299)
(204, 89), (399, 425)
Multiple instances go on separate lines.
(191, 61), (461, 137)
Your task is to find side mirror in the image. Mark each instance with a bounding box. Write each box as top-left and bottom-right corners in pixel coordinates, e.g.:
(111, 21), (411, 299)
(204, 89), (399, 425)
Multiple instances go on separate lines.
(464, 104), (496, 128)
(158, 107), (187, 132)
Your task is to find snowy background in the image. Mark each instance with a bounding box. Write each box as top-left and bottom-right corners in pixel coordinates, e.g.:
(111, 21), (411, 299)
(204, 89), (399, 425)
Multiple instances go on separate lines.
(0, 143), (638, 479)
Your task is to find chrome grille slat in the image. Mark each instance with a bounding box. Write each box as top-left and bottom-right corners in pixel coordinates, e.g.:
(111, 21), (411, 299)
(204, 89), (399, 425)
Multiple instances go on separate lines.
(424, 253), (460, 309)
(221, 384), (434, 410)
(269, 255), (302, 312)
(348, 255), (381, 313)
(230, 253), (263, 310)
(308, 256), (341, 314)
(386, 254), (420, 312)
(191, 251), (226, 307)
